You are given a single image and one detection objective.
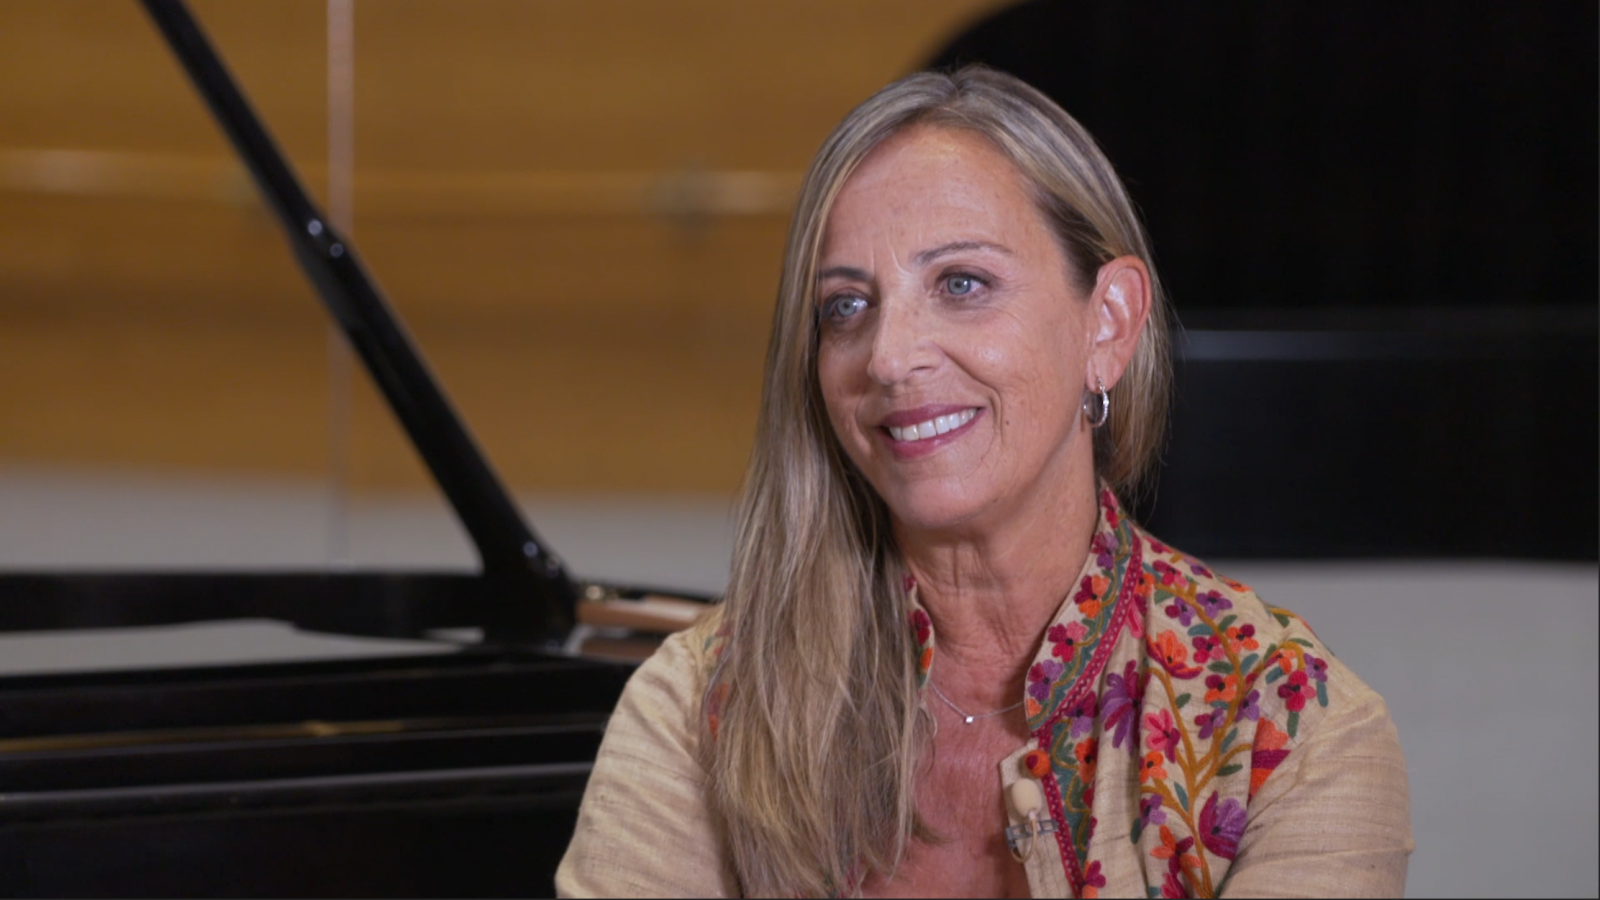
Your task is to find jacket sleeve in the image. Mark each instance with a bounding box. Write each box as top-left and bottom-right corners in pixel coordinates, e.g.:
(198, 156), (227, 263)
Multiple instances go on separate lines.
(1222, 686), (1414, 898)
(556, 630), (740, 898)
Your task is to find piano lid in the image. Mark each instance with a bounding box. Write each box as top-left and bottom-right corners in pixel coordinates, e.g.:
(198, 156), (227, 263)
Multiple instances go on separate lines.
(0, 0), (592, 646)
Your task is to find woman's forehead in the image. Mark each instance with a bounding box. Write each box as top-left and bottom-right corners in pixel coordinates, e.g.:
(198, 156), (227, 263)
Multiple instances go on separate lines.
(822, 126), (1048, 262)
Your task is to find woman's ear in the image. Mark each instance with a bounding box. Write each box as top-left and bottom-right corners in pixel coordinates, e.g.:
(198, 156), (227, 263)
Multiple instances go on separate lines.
(1086, 255), (1152, 389)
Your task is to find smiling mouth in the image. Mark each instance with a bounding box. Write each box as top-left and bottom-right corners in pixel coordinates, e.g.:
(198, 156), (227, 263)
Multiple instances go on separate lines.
(885, 408), (978, 443)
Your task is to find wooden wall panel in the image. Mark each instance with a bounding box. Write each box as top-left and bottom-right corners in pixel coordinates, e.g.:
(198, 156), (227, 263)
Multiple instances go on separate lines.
(0, 0), (1008, 491)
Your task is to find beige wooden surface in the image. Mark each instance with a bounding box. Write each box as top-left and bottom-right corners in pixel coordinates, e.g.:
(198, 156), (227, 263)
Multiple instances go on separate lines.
(0, 0), (1007, 491)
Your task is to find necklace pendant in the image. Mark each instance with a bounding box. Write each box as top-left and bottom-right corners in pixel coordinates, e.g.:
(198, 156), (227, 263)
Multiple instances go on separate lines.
(964, 715), (975, 724)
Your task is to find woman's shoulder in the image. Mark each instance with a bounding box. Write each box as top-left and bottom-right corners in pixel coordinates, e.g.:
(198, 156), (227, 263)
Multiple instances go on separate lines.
(1132, 524), (1398, 790)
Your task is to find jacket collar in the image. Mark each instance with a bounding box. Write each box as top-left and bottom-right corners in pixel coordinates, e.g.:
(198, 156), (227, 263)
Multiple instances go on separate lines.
(907, 487), (1141, 734)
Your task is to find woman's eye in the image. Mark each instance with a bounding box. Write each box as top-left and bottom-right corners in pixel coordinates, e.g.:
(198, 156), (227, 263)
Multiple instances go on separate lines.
(945, 274), (980, 296)
(824, 295), (868, 321)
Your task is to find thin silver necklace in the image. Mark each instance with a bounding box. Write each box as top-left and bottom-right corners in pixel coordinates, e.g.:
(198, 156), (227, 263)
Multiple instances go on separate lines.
(927, 678), (1025, 725)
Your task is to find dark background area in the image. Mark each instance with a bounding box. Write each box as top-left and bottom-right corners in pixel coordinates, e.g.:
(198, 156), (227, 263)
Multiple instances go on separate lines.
(931, 0), (1598, 560)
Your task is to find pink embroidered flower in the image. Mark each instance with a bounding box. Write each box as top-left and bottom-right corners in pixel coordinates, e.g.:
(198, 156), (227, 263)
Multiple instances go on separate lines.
(1277, 670), (1310, 712)
(1144, 709), (1182, 762)
(1154, 560), (1187, 590)
(1048, 620), (1090, 662)
(1192, 633), (1223, 664)
(1080, 860), (1107, 898)
(1100, 488), (1120, 527)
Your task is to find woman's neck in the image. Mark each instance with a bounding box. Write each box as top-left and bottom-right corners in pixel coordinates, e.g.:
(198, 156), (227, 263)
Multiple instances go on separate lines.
(898, 466), (1101, 709)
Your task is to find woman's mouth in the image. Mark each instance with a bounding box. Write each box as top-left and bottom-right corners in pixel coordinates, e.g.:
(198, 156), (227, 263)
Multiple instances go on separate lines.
(877, 406), (982, 458)
(886, 408), (978, 443)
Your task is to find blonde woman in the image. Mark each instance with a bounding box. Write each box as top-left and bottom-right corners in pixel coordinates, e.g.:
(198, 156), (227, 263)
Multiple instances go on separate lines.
(558, 66), (1412, 898)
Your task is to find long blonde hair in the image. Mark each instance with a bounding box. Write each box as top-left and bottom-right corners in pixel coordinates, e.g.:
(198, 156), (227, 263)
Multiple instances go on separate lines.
(705, 65), (1171, 897)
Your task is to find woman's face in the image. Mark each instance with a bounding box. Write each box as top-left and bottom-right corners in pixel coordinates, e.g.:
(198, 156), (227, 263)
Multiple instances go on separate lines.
(815, 125), (1100, 535)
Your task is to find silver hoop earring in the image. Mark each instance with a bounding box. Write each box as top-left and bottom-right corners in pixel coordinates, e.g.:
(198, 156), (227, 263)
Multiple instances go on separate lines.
(1084, 377), (1110, 429)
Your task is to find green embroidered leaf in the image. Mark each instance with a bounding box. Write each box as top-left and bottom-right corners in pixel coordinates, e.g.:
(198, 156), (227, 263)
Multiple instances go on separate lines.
(1130, 818), (1144, 844)
(1221, 727), (1238, 752)
(1272, 610), (1294, 627)
(1175, 693), (1191, 710)
(1240, 652), (1260, 674)
(1187, 623), (1212, 638)
(1175, 783), (1190, 811)
(1264, 667), (1285, 684)
(1208, 660), (1233, 674)
(1289, 637), (1314, 648)
(1218, 614), (1238, 631)
(1149, 887), (1164, 899)
(1218, 763), (1243, 777)
(1316, 679), (1329, 707)
(1288, 710), (1300, 739)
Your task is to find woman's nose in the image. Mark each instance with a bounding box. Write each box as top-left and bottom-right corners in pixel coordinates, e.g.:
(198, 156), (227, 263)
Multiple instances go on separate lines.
(866, 296), (935, 387)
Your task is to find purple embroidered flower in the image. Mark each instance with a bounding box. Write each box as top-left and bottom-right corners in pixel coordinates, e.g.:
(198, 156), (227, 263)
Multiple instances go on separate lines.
(1195, 590), (1233, 619)
(1101, 660), (1147, 751)
(1192, 633), (1223, 664)
(1027, 659), (1063, 703)
(1188, 558), (1213, 578)
(1237, 688), (1261, 722)
(1306, 654), (1329, 682)
(1065, 693), (1099, 740)
(1198, 793), (1247, 860)
(1164, 599), (1195, 627)
(1090, 531), (1119, 569)
(1139, 794), (1168, 828)
(1195, 706), (1227, 740)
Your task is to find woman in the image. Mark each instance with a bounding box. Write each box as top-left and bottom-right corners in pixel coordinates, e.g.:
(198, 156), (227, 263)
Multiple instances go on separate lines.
(558, 66), (1411, 898)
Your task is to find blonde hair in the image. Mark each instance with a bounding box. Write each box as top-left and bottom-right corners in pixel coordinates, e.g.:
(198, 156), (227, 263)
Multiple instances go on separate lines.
(705, 65), (1171, 896)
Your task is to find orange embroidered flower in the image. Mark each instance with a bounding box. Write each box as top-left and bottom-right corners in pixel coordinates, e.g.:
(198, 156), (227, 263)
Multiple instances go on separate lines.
(1140, 751), (1168, 784)
(1224, 623), (1259, 655)
(1074, 574), (1110, 619)
(1074, 737), (1098, 782)
(1149, 630), (1203, 679)
(1204, 673), (1239, 704)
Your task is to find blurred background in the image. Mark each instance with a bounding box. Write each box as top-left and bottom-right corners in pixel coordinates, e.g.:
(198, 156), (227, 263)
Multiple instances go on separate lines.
(0, 1), (1594, 896)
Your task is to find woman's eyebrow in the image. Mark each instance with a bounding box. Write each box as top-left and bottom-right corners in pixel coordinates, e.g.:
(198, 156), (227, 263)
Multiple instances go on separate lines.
(818, 265), (872, 282)
(817, 241), (1010, 282)
(914, 240), (1012, 265)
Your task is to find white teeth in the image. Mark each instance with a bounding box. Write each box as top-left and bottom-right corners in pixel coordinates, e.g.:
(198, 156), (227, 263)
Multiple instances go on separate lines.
(888, 408), (976, 443)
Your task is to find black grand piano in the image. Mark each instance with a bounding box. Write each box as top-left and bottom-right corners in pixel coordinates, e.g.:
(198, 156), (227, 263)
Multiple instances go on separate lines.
(2, 1), (1594, 896)
(0, 2), (710, 895)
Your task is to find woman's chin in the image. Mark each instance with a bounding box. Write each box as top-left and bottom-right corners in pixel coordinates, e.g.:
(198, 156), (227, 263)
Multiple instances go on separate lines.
(880, 488), (995, 537)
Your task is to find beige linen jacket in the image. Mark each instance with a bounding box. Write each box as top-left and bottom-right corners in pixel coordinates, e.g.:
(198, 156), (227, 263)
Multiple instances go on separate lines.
(558, 490), (1412, 897)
